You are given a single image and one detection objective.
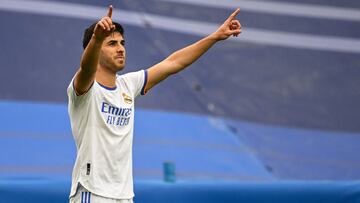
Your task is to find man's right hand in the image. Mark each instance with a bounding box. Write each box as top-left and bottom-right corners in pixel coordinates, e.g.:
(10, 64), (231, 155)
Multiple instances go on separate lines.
(75, 5), (115, 96)
(93, 5), (115, 41)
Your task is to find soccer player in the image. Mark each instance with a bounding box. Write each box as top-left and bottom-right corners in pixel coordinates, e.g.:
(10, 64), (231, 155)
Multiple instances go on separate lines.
(67, 5), (241, 203)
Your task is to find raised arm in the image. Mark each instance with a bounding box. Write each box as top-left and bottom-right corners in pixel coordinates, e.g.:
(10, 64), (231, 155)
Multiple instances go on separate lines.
(74, 6), (115, 95)
(145, 8), (242, 93)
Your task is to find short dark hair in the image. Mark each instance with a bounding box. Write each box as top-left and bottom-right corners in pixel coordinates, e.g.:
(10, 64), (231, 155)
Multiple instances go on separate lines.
(82, 21), (124, 49)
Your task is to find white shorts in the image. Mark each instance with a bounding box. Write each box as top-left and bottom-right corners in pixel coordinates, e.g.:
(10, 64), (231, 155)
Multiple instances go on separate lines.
(69, 184), (134, 203)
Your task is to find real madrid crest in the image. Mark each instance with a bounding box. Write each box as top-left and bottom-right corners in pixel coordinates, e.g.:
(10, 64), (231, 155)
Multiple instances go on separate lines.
(122, 93), (133, 104)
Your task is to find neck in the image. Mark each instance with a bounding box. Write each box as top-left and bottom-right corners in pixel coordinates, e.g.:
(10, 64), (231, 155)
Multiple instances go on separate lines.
(95, 66), (117, 88)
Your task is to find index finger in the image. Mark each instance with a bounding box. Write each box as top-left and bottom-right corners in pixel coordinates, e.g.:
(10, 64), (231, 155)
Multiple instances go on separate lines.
(227, 8), (240, 21)
(107, 5), (113, 18)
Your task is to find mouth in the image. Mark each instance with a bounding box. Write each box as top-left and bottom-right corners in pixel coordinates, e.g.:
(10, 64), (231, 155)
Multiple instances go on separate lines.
(115, 56), (125, 65)
(115, 56), (124, 62)
(115, 53), (124, 57)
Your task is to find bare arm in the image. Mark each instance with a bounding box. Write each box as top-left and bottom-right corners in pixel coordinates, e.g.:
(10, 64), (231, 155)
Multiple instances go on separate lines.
(145, 8), (242, 93)
(74, 6), (115, 95)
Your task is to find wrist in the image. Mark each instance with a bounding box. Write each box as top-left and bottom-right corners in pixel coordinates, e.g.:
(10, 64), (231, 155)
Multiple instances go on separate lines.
(208, 32), (222, 42)
(92, 33), (104, 44)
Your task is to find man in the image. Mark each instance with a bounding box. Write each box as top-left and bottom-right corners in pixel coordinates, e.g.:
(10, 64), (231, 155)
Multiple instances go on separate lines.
(67, 5), (241, 203)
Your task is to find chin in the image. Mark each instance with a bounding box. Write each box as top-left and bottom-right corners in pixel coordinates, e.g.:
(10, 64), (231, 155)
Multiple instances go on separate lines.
(116, 65), (125, 72)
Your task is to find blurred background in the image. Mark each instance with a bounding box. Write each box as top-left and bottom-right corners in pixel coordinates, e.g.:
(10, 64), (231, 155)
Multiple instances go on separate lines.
(0, 0), (360, 202)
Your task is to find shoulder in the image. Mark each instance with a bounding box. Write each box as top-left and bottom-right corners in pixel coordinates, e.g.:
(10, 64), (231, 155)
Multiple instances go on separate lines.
(116, 70), (148, 97)
(118, 70), (145, 79)
(116, 70), (146, 85)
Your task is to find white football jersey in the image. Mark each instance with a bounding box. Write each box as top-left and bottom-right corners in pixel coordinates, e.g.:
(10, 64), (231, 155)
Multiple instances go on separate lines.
(67, 70), (147, 199)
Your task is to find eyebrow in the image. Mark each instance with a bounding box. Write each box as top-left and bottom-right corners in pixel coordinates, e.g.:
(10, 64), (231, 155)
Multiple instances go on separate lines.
(107, 39), (125, 45)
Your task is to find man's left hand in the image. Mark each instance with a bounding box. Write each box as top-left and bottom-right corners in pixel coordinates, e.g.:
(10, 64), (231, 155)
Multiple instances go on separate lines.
(212, 8), (242, 41)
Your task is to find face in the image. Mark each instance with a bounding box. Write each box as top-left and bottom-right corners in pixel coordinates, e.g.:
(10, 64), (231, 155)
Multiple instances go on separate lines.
(99, 32), (126, 73)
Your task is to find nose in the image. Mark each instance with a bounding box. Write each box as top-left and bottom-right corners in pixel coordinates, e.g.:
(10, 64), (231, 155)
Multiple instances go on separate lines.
(116, 49), (124, 54)
(116, 48), (124, 56)
(116, 44), (125, 53)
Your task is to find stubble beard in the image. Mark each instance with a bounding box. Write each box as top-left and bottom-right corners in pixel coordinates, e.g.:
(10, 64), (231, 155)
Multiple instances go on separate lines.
(115, 58), (125, 72)
(99, 56), (125, 73)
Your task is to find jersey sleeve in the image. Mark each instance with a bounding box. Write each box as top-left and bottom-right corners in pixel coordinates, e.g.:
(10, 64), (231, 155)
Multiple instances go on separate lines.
(67, 75), (94, 107)
(122, 69), (148, 98)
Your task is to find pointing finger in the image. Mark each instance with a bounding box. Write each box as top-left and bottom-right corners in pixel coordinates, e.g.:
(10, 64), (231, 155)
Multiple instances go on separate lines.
(227, 8), (240, 22)
(107, 5), (113, 18)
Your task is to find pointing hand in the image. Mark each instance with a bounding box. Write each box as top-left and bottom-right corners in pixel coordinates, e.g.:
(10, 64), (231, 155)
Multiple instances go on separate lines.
(212, 8), (242, 40)
(93, 5), (116, 41)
